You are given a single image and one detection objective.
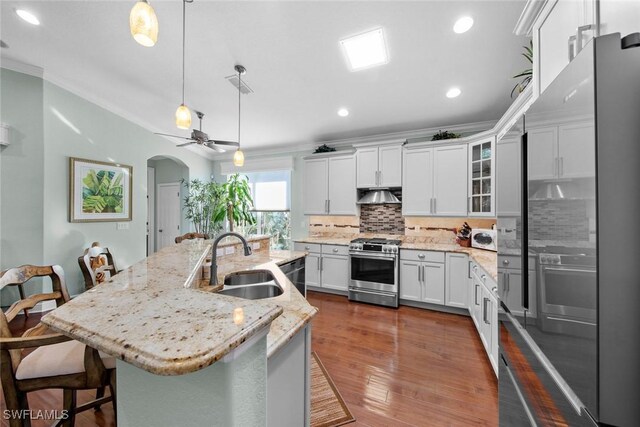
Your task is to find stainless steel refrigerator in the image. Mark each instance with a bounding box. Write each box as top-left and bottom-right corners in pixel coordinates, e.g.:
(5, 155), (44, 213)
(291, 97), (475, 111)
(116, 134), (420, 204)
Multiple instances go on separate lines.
(497, 32), (640, 426)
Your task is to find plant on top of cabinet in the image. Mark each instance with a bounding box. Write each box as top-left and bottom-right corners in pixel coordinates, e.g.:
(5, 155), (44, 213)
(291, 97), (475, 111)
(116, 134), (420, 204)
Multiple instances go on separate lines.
(431, 130), (461, 141)
(511, 40), (533, 98)
(313, 144), (336, 154)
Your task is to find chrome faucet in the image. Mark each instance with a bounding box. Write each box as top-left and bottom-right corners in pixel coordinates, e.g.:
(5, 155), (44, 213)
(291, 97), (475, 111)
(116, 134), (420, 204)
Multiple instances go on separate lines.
(210, 232), (253, 286)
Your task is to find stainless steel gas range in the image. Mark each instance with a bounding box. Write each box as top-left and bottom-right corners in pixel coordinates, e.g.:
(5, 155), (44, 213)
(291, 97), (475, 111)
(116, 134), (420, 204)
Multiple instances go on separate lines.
(348, 238), (400, 308)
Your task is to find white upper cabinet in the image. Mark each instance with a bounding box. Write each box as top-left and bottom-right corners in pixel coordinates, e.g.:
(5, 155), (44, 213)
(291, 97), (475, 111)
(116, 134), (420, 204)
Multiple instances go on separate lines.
(303, 154), (357, 215)
(378, 145), (403, 187)
(327, 155), (358, 215)
(533, 0), (598, 95)
(402, 148), (434, 216)
(557, 122), (595, 178)
(528, 121), (594, 180)
(433, 144), (468, 216)
(468, 138), (495, 216)
(599, 0), (640, 38)
(527, 126), (558, 180)
(497, 136), (521, 216)
(303, 158), (329, 215)
(356, 144), (402, 189)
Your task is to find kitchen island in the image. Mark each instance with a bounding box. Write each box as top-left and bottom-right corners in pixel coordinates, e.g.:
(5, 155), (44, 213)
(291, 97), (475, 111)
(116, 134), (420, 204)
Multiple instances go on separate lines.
(42, 239), (317, 427)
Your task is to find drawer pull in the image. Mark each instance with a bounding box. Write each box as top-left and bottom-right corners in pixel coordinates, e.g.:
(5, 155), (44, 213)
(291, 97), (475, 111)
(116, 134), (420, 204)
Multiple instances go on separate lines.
(418, 254), (425, 259)
(332, 248), (339, 253)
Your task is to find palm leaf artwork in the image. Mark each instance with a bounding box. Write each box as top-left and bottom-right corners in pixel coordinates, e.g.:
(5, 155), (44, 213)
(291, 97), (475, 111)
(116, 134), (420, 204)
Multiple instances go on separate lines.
(81, 169), (125, 213)
(511, 40), (533, 98)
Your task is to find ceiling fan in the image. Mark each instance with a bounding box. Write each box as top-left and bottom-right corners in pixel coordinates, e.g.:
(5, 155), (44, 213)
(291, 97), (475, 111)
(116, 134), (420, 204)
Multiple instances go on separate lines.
(155, 111), (239, 153)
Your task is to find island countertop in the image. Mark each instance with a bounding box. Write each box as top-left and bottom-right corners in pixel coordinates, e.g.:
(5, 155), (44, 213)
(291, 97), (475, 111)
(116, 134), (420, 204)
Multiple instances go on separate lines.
(42, 241), (285, 376)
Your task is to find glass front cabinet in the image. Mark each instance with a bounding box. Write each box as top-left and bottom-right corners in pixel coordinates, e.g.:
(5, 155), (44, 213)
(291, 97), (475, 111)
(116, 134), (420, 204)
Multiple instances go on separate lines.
(468, 138), (495, 216)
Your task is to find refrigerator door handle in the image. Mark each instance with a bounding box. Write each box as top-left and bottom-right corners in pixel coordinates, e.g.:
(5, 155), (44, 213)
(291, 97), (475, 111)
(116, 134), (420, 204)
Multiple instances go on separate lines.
(501, 356), (539, 427)
(521, 132), (529, 310)
(504, 310), (587, 415)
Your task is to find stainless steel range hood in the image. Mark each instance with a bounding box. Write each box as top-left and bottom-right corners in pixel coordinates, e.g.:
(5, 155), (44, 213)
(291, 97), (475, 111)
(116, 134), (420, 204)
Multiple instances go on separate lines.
(530, 181), (580, 200)
(357, 189), (401, 205)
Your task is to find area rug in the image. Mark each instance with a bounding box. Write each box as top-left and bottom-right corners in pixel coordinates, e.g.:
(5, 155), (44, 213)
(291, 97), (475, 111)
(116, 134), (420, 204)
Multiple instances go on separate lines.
(311, 352), (356, 427)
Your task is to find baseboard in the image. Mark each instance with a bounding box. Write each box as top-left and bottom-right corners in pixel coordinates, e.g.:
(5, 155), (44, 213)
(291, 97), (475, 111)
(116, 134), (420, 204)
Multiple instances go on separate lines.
(399, 299), (470, 316)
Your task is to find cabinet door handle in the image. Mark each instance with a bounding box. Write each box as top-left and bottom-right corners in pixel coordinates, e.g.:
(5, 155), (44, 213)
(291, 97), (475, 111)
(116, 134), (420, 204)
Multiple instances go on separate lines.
(559, 157), (564, 176)
(506, 273), (510, 294)
(468, 196), (471, 213)
(328, 199), (330, 213)
(318, 257), (322, 271)
(379, 171), (382, 186)
(475, 284), (480, 306)
(421, 265), (425, 284)
(433, 198), (436, 214)
(483, 298), (490, 324)
(418, 264), (421, 282)
(576, 24), (596, 54)
(568, 35), (577, 61)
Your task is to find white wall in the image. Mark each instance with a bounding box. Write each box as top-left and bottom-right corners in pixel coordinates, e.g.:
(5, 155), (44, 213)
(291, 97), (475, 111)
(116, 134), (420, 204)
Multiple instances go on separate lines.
(1, 68), (214, 298)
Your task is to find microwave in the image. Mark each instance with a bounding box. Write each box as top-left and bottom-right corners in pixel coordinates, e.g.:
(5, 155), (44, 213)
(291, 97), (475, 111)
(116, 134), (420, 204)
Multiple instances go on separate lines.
(471, 228), (497, 251)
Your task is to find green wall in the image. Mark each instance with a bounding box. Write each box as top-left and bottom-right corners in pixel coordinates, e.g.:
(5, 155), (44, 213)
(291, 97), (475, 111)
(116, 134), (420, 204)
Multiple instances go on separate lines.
(1, 68), (214, 298)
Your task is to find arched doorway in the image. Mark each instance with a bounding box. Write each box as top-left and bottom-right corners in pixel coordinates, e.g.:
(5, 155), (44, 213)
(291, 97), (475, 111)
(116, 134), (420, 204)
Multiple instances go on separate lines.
(146, 155), (190, 254)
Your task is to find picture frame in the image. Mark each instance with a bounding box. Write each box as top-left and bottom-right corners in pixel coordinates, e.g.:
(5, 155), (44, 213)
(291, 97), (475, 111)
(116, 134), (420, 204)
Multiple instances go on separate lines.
(69, 157), (133, 223)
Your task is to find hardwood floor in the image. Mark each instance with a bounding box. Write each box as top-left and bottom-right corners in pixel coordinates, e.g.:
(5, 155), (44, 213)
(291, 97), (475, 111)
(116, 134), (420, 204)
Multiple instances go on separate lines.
(2, 293), (497, 426)
(308, 291), (498, 427)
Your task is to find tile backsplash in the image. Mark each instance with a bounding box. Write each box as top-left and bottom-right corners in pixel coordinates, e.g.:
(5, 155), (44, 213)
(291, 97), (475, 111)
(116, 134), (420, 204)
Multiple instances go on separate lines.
(529, 199), (592, 241)
(360, 204), (404, 234)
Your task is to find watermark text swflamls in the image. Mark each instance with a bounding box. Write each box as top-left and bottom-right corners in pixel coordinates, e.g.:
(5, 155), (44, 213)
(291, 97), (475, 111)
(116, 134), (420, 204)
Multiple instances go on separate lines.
(3, 409), (69, 421)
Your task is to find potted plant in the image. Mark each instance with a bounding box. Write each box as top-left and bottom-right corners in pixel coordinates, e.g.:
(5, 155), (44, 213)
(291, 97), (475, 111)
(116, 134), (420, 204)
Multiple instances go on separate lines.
(215, 173), (256, 232)
(511, 40), (533, 98)
(431, 130), (462, 141)
(182, 179), (224, 236)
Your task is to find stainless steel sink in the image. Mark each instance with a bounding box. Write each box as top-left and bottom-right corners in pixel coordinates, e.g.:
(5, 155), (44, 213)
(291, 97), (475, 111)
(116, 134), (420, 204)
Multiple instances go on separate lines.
(223, 270), (276, 287)
(218, 284), (283, 300)
(219, 270), (283, 300)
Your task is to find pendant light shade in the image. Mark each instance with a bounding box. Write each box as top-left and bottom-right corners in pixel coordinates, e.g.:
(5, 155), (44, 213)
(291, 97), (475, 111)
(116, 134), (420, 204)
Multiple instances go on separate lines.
(175, 104), (192, 129)
(233, 148), (245, 167)
(129, 0), (158, 47)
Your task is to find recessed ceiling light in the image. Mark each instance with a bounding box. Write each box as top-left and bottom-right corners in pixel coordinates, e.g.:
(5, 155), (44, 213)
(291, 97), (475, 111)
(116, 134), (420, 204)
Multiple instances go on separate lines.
(16, 9), (40, 26)
(446, 87), (462, 98)
(340, 28), (389, 72)
(453, 16), (474, 34)
(337, 108), (349, 117)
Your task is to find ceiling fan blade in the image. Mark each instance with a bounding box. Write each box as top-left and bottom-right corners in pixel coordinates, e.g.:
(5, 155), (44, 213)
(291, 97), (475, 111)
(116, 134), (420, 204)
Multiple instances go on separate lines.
(204, 142), (226, 153)
(208, 140), (239, 147)
(177, 141), (196, 147)
(155, 132), (193, 141)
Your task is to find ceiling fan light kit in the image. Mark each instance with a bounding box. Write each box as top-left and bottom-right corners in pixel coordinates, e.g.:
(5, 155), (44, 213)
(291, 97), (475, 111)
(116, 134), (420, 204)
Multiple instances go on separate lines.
(129, 0), (158, 47)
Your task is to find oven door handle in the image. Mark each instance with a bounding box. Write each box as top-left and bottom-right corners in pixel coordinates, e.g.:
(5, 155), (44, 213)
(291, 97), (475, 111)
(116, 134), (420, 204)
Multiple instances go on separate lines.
(541, 267), (595, 274)
(349, 253), (397, 262)
(503, 310), (587, 415)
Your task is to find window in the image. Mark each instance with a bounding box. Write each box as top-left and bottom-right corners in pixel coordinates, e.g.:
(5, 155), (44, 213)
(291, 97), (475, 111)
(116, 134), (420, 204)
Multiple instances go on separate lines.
(228, 170), (291, 250)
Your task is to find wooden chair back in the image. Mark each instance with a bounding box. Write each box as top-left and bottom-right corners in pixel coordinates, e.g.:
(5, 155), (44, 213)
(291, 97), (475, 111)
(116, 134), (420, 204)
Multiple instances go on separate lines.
(78, 243), (118, 290)
(0, 265), (70, 369)
(175, 232), (209, 243)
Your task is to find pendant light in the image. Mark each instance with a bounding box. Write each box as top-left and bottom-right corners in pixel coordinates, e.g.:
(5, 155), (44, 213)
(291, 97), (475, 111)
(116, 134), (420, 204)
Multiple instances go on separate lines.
(233, 65), (246, 167)
(129, 0), (158, 47)
(175, 0), (192, 129)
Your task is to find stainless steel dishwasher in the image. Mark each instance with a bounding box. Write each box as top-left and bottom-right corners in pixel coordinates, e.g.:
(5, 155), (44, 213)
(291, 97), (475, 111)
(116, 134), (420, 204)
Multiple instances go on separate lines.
(279, 257), (306, 297)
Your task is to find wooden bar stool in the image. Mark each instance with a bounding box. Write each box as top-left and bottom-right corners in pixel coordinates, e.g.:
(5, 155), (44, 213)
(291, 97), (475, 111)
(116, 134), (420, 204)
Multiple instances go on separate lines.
(0, 265), (116, 427)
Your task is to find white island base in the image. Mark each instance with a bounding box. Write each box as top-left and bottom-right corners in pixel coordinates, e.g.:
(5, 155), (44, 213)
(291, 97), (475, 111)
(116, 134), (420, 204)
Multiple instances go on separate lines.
(117, 329), (269, 427)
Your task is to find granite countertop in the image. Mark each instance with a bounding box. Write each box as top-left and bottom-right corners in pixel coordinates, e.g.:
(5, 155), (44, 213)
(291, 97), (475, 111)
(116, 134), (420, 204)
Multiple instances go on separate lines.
(42, 241), (286, 376)
(294, 234), (498, 281)
(197, 249), (318, 358)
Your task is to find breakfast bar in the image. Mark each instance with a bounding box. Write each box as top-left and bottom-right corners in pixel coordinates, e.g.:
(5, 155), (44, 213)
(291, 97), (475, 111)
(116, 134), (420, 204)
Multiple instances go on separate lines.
(42, 240), (317, 426)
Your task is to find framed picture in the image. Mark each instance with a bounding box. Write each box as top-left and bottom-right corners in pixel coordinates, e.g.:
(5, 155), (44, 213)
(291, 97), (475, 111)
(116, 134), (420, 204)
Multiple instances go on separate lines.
(69, 157), (133, 222)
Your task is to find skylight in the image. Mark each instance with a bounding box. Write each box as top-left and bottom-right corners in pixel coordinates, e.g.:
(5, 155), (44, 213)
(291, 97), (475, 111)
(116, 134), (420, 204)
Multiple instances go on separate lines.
(340, 28), (389, 72)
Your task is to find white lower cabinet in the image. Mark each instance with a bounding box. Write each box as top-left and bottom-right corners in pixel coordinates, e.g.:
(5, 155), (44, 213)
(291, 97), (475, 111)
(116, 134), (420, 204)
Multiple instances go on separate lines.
(468, 260), (498, 377)
(399, 251), (445, 305)
(293, 242), (349, 293)
(445, 253), (469, 309)
(498, 255), (537, 317)
(320, 255), (349, 292)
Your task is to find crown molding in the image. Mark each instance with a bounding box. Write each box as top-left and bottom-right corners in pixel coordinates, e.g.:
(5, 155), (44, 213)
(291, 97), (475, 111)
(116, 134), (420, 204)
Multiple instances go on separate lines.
(514, 0), (547, 36)
(0, 56), (44, 78)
